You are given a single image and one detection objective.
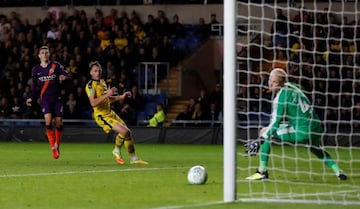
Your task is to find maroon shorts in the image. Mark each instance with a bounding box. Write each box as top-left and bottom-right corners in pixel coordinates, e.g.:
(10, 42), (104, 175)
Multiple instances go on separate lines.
(41, 96), (63, 117)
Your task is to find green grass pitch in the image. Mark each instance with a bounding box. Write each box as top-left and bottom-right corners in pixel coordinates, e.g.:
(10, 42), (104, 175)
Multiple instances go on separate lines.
(0, 142), (359, 209)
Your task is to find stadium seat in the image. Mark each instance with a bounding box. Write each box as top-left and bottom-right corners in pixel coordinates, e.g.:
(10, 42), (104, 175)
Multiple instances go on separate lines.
(136, 111), (147, 121)
(153, 93), (168, 105)
(144, 102), (157, 117)
(143, 94), (154, 102)
(187, 38), (201, 51)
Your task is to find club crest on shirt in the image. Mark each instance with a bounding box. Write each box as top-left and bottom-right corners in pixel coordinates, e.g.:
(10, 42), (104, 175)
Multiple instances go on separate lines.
(50, 68), (54, 73)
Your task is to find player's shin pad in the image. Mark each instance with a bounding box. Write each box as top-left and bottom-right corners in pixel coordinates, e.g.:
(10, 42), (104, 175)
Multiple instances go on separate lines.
(244, 138), (264, 156)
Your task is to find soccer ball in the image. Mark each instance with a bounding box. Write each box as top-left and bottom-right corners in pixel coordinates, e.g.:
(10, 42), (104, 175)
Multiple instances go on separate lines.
(187, 165), (208, 185)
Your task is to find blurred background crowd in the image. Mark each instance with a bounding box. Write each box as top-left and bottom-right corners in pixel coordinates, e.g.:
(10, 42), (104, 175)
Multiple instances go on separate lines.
(0, 3), (221, 124)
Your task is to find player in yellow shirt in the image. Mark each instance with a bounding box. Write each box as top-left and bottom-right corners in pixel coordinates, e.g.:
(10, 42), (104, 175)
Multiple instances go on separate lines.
(85, 61), (148, 165)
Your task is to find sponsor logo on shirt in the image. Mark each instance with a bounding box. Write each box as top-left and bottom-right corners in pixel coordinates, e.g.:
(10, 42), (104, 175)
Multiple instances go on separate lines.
(38, 75), (56, 81)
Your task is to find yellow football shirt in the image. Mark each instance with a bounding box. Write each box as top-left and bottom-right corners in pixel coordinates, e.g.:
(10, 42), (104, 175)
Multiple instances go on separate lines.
(85, 79), (112, 116)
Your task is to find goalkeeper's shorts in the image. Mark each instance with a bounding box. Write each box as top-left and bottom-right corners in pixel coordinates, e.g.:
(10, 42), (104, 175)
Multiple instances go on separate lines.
(274, 123), (322, 147)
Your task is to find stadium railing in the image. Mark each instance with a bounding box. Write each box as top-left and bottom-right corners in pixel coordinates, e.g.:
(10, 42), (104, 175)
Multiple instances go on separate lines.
(0, 118), (224, 144)
(136, 62), (170, 95)
(0, 0), (224, 7)
(1, 118), (359, 146)
(170, 120), (222, 127)
(211, 23), (260, 38)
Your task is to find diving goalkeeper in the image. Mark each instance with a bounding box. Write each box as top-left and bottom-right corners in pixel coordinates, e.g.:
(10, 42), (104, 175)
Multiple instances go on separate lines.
(245, 68), (347, 180)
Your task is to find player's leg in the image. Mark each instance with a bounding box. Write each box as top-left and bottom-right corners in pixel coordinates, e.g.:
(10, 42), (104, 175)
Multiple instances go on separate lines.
(112, 126), (128, 165)
(54, 98), (64, 154)
(246, 127), (270, 180)
(111, 112), (148, 164)
(277, 125), (346, 180)
(112, 122), (148, 165)
(41, 98), (59, 159)
(96, 113), (148, 164)
(54, 117), (63, 155)
(43, 113), (59, 159)
(308, 133), (347, 180)
(94, 114), (125, 164)
(247, 124), (296, 180)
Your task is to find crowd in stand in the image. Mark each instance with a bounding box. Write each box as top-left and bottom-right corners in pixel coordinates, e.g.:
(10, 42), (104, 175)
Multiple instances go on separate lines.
(0, 7), (215, 123)
(3, 5), (359, 129)
(0, 1), (224, 7)
(174, 83), (223, 127)
(245, 8), (360, 129)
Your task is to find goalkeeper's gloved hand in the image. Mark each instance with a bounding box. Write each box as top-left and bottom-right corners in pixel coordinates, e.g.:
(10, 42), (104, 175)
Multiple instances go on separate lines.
(244, 138), (264, 156)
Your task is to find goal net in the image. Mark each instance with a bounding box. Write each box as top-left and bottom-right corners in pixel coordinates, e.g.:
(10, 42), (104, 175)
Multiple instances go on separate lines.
(235, 0), (360, 205)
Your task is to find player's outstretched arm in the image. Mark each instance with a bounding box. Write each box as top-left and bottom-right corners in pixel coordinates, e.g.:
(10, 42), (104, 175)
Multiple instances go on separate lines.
(110, 91), (131, 103)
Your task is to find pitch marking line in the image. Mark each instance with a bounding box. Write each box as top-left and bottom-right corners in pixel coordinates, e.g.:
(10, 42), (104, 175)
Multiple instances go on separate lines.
(149, 200), (228, 209)
(0, 167), (186, 178)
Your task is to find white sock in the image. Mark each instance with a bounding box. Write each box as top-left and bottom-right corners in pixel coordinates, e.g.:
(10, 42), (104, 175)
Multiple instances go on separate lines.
(131, 156), (138, 161)
(113, 147), (120, 153)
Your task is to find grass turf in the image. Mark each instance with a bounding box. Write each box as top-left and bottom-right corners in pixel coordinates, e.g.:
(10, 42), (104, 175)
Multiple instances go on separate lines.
(0, 142), (359, 209)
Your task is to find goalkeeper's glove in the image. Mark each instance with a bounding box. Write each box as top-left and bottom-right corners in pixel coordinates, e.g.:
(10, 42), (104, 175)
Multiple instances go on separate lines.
(244, 138), (264, 156)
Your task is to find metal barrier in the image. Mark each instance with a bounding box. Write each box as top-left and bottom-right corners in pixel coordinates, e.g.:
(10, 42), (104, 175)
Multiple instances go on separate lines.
(137, 62), (170, 95)
(171, 120), (222, 127)
(0, 119), (223, 144)
(211, 23), (260, 39)
(0, 119), (359, 146)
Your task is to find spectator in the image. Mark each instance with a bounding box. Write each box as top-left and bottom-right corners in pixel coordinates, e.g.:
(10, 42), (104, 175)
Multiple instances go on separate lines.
(117, 70), (132, 93)
(174, 104), (191, 127)
(207, 103), (221, 127)
(169, 14), (185, 39)
(66, 58), (79, 78)
(353, 102), (360, 129)
(157, 15), (170, 38)
(194, 17), (210, 42)
(186, 97), (196, 116)
(190, 102), (207, 127)
(209, 83), (223, 113)
(148, 102), (166, 127)
(272, 49), (287, 71)
(119, 103), (137, 126)
(178, 103), (192, 121)
(127, 85), (145, 112)
(209, 13), (220, 36)
(197, 88), (210, 111)
(64, 92), (79, 119)
(46, 24), (59, 42)
(143, 14), (158, 40)
(0, 97), (11, 119)
(209, 13), (219, 25)
(114, 30), (128, 51)
(158, 35), (174, 65)
(271, 8), (288, 48)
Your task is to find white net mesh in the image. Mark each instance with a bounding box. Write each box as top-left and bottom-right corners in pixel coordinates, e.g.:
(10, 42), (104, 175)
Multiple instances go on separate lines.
(236, 0), (360, 205)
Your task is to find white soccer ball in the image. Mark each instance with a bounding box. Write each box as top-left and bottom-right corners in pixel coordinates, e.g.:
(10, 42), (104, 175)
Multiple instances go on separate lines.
(187, 165), (208, 185)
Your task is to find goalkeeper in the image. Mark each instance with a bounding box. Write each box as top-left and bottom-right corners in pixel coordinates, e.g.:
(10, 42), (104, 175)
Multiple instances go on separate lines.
(245, 68), (347, 180)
